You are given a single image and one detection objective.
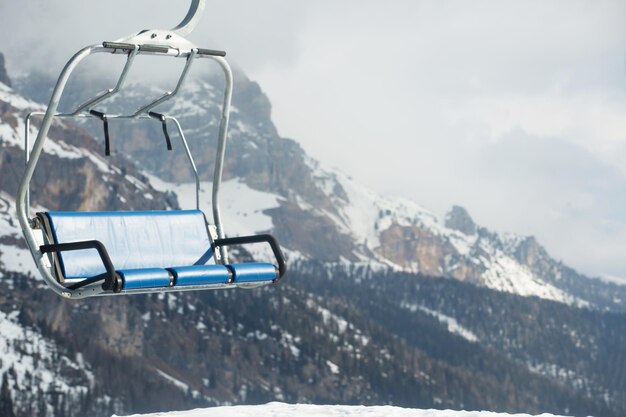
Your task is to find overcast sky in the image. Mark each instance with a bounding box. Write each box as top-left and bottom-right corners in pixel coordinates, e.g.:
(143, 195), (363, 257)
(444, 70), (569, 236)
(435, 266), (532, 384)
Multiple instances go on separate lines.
(2, 1), (626, 282)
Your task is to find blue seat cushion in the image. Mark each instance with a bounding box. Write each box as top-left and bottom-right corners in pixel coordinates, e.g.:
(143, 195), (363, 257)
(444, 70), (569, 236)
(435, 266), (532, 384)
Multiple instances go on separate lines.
(45, 210), (214, 279)
(169, 265), (231, 286)
(117, 268), (172, 290)
(231, 263), (277, 283)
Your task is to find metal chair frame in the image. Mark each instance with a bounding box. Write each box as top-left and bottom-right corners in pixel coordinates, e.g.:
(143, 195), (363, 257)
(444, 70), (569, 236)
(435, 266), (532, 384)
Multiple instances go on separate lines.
(15, 0), (285, 299)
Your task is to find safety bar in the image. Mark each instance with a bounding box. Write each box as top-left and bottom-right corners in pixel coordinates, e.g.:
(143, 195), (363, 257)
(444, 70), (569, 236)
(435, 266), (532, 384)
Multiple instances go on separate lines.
(213, 234), (287, 280)
(30, 42), (220, 120)
(70, 42), (223, 119)
(39, 240), (120, 292)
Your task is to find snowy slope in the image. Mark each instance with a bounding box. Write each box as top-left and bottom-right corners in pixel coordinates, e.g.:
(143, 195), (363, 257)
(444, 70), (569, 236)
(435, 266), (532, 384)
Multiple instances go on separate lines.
(0, 195), (103, 414)
(115, 403), (568, 417)
(0, 192), (39, 277)
(0, 308), (98, 413)
(145, 175), (292, 263)
(146, 175), (282, 238)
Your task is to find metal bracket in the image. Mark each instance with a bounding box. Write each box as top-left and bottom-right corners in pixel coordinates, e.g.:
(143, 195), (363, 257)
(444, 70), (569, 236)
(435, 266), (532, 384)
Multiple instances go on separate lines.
(208, 225), (221, 261)
(115, 0), (205, 49)
(172, 0), (206, 37)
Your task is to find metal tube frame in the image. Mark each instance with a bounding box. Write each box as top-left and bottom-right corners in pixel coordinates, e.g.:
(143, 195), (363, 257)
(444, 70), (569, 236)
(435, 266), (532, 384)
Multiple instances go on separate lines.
(133, 49), (198, 116)
(172, 0), (205, 37)
(17, 44), (234, 299)
(72, 46), (139, 115)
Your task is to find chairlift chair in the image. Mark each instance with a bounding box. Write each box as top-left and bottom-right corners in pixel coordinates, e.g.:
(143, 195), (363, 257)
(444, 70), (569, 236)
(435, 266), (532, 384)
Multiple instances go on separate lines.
(16, 0), (287, 299)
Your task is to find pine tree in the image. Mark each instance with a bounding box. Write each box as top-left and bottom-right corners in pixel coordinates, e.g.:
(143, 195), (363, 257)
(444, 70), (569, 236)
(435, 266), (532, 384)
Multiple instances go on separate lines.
(0, 373), (16, 417)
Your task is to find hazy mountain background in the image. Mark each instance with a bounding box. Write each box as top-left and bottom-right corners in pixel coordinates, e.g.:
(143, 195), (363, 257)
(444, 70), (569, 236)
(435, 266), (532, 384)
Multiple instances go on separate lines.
(1, 47), (626, 417)
(1, 1), (626, 417)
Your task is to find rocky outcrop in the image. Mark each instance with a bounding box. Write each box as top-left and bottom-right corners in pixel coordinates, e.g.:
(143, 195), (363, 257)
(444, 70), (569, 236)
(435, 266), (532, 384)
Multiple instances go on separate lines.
(376, 222), (452, 275)
(445, 205), (477, 236)
(0, 53), (10, 87)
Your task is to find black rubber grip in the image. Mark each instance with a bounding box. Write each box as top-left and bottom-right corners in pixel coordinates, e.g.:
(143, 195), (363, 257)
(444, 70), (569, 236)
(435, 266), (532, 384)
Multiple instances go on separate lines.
(197, 48), (226, 57)
(214, 234), (287, 281)
(40, 240), (121, 292)
(139, 44), (170, 54)
(103, 42), (136, 51)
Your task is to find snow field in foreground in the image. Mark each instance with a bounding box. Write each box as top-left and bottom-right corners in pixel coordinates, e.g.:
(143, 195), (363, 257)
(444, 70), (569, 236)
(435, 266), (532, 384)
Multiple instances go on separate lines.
(115, 402), (568, 417)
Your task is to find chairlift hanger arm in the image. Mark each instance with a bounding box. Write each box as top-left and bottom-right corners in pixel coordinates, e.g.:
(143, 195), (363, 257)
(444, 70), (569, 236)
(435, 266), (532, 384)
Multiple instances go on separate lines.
(173, 0), (205, 37)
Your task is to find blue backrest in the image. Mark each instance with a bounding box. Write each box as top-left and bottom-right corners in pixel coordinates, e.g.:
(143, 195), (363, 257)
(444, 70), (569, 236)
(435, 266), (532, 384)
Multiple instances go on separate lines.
(44, 210), (214, 279)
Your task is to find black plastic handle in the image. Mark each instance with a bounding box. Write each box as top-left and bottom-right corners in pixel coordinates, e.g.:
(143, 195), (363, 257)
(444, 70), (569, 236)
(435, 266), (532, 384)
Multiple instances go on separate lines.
(40, 240), (121, 292)
(148, 112), (173, 151)
(139, 44), (170, 54)
(214, 234), (287, 281)
(89, 110), (111, 156)
(103, 41), (136, 51)
(197, 48), (226, 57)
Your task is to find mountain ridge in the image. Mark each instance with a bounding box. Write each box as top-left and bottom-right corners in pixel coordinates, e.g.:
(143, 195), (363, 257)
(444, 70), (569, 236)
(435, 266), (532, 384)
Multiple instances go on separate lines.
(7, 61), (626, 310)
(1, 54), (626, 417)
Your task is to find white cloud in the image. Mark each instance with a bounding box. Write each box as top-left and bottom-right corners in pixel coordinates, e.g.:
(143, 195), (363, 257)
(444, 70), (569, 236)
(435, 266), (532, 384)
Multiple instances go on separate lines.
(248, 0), (626, 281)
(447, 92), (626, 153)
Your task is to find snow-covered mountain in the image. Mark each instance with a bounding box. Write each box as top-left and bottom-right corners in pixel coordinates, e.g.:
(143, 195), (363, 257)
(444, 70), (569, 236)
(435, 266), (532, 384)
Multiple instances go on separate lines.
(29, 66), (619, 311)
(19, 65), (622, 310)
(3, 55), (626, 417)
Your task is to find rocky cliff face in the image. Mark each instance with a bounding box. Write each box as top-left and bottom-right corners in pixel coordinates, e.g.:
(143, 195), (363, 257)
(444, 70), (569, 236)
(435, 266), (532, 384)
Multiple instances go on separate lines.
(445, 205), (477, 236)
(0, 54), (10, 88)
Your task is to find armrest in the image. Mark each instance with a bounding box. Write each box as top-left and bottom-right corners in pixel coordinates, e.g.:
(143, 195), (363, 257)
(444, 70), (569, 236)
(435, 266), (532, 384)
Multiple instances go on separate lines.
(40, 240), (121, 292)
(214, 234), (287, 281)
